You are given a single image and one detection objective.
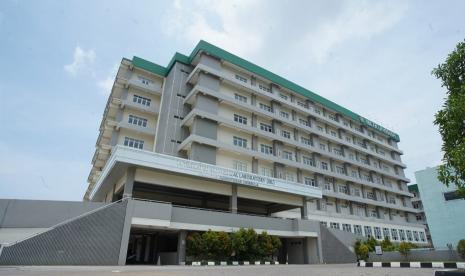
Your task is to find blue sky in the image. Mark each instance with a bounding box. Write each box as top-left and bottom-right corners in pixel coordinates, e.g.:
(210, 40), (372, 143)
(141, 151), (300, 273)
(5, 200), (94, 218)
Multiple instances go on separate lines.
(0, 0), (464, 201)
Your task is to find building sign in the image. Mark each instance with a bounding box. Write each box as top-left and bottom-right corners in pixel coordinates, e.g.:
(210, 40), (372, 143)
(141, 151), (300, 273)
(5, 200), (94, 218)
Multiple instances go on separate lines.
(91, 146), (322, 199)
(359, 116), (400, 142)
(375, 245), (383, 255)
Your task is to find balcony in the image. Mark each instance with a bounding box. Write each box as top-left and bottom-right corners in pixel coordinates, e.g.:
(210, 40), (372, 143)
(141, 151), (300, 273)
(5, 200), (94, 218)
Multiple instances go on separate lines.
(121, 98), (159, 115)
(183, 83), (407, 170)
(116, 76), (162, 96)
(117, 121), (156, 136)
(181, 108), (410, 184)
(186, 63), (403, 155)
(178, 134), (413, 202)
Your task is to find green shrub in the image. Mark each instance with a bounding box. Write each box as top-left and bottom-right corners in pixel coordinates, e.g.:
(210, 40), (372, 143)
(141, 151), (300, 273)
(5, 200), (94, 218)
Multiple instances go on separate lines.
(381, 237), (396, 252)
(399, 242), (413, 259)
(358, 244), (369, 261)
(457, 239), (465, 259)
(365, 237), (379, 252)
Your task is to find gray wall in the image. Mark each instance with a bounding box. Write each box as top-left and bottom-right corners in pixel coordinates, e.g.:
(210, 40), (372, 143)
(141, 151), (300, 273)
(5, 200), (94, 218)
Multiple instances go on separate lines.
(368, 249), (463, 262)
(320, 225), (357, 264)
(190, 142), (216, 165)
(154, 62), (192, 156)
(0, 200), (128, 265)
(0, 199), (106, 228)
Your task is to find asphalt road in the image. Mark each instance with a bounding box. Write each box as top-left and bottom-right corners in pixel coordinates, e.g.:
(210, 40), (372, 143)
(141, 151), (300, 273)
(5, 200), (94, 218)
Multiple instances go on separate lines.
(0, 264), (445, 276)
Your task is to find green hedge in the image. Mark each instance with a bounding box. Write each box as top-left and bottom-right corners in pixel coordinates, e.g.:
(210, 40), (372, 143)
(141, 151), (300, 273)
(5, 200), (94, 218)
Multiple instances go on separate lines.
(354, 237), (418, 261)
(186, 228), (281, 261)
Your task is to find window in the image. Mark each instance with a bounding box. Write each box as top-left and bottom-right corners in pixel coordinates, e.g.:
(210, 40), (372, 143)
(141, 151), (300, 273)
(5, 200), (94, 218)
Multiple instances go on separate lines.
(319, 143), (326, 151)
(279, 93), (288, 100)
(364, 226), (372, 238)
(321, 162), (328, 170)
(324, 177), (332, 190)
(124, 137), (144, 149)
(343, 120), (349, 127)
(352, 188), (361, 197)
(413, 231), (419, 242)
(235, 74), (247, 83)
(336, 166), (345, 174)
(382, 164), (390, 172)
(330, 130), (337, 137)
(233, 114), (247, 125)
(304, 177), (317, 187)
(297, 101), (306, 108)
(333, 148), (343, 156)
(302, 156), (315, 166)
(285, 172), (295, 182)
(283, 151), (293, 160)
(416, 214), (423, 221)
(391, 229), (399, 241)
(299, 118), (309, 127)
(345, 136), (352, 143)
(279, 111), (289, 119)
(419, 232), (426, 242)
(128, 114), (148, 127)
(383, 228), (390, 240)
(330, 222), (340, 230)
(348, 153), (355, 160)
(301, 137), (312, 146)
(399, 229), (406, 241)
(354, 225), (363, 236)
(233, 136), (247, 148)
(406, 230), (413, 242)
(260, 144), (273, 155)
(360, 158), (369, 165)
(133, 95), (151, 106)
(317, 125), (324, 132)
(362, 174), (371, 182)
(233, 160), (247, 172)
(342, 224), (352, 232)
(328, 114), (337, 121)
(281, 130), (291, 139)
(234, 93), (248, 103)
(374, 227), (382, 239)
(138, 76), (152, 85)
(259, 103), (272, 112)
(338, 185), (348, 194)
(366, 192), (375, 200)
(258, 83), (271, 92)
(261, 167), (273, 177)
(314, 108), (321, 115)
(320, 221), (328, 227)
(388, 197), (396, 204)
(260, 123), (273, 133)
(370, 209), (378, 217)
(378, 149), (385, 156)
(351, 170), (358, 178)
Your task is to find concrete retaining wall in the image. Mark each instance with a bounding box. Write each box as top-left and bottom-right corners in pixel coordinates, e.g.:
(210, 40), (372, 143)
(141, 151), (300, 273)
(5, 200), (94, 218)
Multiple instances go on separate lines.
(368, 249), (463, 262)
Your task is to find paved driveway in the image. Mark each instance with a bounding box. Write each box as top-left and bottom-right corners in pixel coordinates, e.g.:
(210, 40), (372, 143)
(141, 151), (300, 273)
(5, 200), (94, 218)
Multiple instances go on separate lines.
(0, 264), (442, 276)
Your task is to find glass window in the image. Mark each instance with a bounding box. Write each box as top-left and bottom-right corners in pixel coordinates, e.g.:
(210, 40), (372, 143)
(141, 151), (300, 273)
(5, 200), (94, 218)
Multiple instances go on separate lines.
(336, 166), (345, 174)
(391, 229), (399, 241)
(281, 130), (291, 139)
(304, 177), (317, 187)
(338, 185), (348, 194)
(301, 137), (312, 146)
(330, 222), (340, 230)
(233, 136), (247, 148)
(123, 137), (144, 150)
(419, 232), (426, 242)
(282, 151), (293, 160)
(352, 188), (361, 197)
(258, 83), (271, 92)
(399, 229), (406, 241)
(133, 95), (151, 106)
(260, 123), (273, 133)
(260, 144), (273, 155)
(299, 118), (309, 127)
(279, 111), (289, 119)
(319, 143), (326, 151)
(302, 156), (315, 166)
(128, 114), (148, 127)
(354, 225), (363, 235)
(234, 93), (247, 103)
(279, 93), (288, 100)
(321, 162), (328, 170)
(138, 76), (152, 85)
(261, 167), (273, 177)
(406, 230), (413, 241)
(342, 224), (352, 232)
(374, 227), (382, 239)
(233, 160), (247, 172)
(235, 74), (247, 83)
(413, 231), (419, 242)
(233, 114), (247, 125)
(259, 103), (272, 112)
(383, 228), (390, 240)
(364, 226), (372, 237)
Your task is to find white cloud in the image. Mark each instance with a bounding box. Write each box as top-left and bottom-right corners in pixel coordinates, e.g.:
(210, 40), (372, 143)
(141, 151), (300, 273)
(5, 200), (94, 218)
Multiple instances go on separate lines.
(64, 46), (96, 76)
(97, 64), (118, 95)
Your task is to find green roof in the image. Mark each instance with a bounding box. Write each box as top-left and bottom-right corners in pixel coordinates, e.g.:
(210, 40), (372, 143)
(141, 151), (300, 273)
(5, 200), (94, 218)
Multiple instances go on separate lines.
(128, 40), (400, 141)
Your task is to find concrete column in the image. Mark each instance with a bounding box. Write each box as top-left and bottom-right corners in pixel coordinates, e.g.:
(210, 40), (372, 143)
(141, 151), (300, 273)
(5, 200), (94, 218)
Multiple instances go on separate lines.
(335, 198), (340, 213)
(118, 199), (135, 265)
(301, 198), (308, 219)
(349, 201), (354, 215)
(230, 185), (238, 214)
(251, 113), (257, 127)
(302, 237), (310, 264)
(252, 157), (258, 174)
(251, 94), (256, 106)
(123, 167), (136, 198)
(251, 135), (258, 151)
(296, 168), (302, 183)
(177, 230), (187, 265)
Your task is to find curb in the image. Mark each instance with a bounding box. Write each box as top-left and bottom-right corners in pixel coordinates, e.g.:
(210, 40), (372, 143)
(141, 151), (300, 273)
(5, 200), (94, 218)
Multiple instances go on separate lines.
(185, 260), (283, 266)
(358, 261), (465, 269)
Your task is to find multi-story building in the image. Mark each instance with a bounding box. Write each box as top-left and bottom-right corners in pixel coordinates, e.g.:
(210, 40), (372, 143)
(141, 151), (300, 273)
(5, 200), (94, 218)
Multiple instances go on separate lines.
(415, 166), (465, 248)
(0, 41), (427, 266)
(408, 184), (432, 246)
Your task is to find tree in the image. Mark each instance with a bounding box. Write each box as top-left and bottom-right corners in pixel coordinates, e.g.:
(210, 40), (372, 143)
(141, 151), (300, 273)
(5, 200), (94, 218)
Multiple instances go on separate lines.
(432, 39), (465, 196)
(457, 239), (465, 260)
(380, 237), (396, 252)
